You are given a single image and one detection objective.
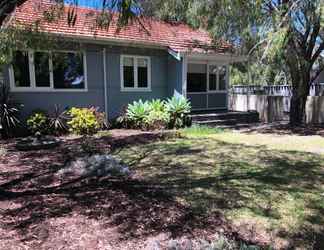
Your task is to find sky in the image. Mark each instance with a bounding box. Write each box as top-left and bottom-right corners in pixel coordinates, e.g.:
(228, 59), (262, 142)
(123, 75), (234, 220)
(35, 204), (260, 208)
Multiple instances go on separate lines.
(64, 0), (110, 9)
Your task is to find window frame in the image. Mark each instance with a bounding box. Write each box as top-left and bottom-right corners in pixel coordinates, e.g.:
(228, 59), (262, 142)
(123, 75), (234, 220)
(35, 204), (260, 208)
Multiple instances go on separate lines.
(187, 61), (228, 94)
(120, 55), (151, 92)
(9, 50), (88, 92)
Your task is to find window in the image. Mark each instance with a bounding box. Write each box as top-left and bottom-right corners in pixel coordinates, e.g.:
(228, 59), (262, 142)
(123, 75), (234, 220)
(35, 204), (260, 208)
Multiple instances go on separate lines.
(121, 55), (151, 91)
(208, 65), (217, 91)
(218, 66), (227, 91)
(10, 50), (87, 91)
(12, 51), (31, 87)
(34, 52), (51, 87)
(187, 63), (228, 93)
(52, 52), (85, 89)
(187, 64), (207, 92)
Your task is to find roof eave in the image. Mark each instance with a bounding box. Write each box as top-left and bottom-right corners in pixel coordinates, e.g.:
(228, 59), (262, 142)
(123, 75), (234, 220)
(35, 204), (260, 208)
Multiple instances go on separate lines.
(182, 51), (248, 63)
(45, 31), (169, 50)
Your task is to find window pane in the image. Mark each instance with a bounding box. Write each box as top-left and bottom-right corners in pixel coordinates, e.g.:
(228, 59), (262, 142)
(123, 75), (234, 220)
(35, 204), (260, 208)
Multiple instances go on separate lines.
(209, 65), (217, 91)
(123, 57), (134, 88)
(12, 51), (30, 87)
(53, 52), (85, 89)
(34, 52), (50, 87)
(219, 66), (227, 90)
(137, 58), (148, 88)
(187, 64), (206, 92)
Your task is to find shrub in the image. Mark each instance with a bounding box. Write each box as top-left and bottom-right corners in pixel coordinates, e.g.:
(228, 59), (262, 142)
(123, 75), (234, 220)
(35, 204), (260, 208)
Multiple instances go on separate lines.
(90, 107), (109, 130)
(67, 107), (100, 135)
(165, 96), (191, 129)
(27, 110), (49, 135)
(48, 105), (69, 135)
(143, 109), (170, 130)
(0, 82), (21, 138)
(126, 100), (150, 128)
(144, 99), (169, 130)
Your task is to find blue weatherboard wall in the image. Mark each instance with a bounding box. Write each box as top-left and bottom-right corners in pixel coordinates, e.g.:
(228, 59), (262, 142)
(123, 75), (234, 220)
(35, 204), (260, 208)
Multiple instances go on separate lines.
(167, 55), (183, 97)
(4, 43), (182, 120)
(104, 45), (170, 118)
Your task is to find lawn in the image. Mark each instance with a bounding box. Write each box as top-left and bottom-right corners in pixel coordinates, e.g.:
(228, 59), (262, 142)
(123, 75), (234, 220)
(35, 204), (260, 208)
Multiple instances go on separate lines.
(1, 128), (324, 249)
(114, 127), (324, 249)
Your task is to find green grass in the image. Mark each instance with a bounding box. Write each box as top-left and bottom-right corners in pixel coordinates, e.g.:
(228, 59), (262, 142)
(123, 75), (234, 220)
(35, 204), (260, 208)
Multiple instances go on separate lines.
(181, 124), (224, 137)
(113, 128), (324, 248)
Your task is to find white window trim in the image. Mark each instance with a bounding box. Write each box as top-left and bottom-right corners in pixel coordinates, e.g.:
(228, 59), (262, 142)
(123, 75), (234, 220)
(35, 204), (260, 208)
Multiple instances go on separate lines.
(9, 50), (88, 92)
(120, 55), (151, 92)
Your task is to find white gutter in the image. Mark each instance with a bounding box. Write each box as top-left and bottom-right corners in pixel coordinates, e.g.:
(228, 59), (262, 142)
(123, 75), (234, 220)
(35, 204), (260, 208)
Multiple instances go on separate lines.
(168, 48), (181, 61)
(103, 48), (108, 121)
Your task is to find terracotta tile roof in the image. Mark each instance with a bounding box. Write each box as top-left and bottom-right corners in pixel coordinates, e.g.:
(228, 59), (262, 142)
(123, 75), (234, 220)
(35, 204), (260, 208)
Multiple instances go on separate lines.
(12, 0), (232, 54)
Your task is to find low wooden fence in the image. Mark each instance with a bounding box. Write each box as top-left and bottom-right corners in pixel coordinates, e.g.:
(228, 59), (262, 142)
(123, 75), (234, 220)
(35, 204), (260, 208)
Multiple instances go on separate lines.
(229, 94), (324, 124)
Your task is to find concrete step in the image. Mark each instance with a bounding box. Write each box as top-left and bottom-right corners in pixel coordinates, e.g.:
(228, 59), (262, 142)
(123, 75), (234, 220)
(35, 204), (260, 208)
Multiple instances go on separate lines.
(194, 118), (246, 126)
(190, 111), (259, 122)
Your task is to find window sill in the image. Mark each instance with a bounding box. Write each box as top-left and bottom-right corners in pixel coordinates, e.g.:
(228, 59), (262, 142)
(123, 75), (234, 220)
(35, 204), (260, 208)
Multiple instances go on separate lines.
(120, 88), (152, 92)
(10, 88), (88, 93)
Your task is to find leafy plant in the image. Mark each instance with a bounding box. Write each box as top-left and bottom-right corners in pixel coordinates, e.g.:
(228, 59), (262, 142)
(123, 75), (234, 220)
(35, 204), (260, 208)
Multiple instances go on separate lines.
(67, 107), (100, 135)
(126, 100), (150, 128)
(48, 105), (68, 135)
(143, 99), (170, 130)
(144, 110), (170, 130)
(149, 99), (166, 112)
(0, 82), (21, 138)
(165, 96), (191, 129)
(27, 110), (49, 135)
(90, 106), (108, 130)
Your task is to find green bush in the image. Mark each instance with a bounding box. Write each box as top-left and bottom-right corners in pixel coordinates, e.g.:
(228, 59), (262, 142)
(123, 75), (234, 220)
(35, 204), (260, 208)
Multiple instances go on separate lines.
(144, 109), (170, 130)
(126, 100), (150, 128)
(165, 96), (191, 129)
(27, 110), (49, 135)
(144, 99), (170, 130)
(90, 107), (108, 130)
(67, 107), (100, 135)
(124, 97), (192, 130)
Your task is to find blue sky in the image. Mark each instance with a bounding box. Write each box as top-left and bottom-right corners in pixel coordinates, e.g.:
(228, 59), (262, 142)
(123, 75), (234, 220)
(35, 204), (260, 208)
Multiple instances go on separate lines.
(65, 0), (105, 9)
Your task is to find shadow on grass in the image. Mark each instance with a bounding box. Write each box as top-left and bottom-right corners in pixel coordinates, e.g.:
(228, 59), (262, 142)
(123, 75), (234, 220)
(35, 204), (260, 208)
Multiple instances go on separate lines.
(1, 133), (324, 248)
(115, 137), (324, 248)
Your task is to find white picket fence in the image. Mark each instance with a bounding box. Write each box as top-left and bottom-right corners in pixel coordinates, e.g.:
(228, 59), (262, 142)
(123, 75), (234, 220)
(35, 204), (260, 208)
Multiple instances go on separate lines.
(231, 84), (324, 96)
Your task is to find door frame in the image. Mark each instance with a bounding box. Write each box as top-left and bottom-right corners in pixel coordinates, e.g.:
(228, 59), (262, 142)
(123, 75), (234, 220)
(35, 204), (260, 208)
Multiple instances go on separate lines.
(186, 60), (229, 111)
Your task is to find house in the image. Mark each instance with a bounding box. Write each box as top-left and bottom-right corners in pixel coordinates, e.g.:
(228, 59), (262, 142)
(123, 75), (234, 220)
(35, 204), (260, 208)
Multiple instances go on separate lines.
(2, 0), (245, 119)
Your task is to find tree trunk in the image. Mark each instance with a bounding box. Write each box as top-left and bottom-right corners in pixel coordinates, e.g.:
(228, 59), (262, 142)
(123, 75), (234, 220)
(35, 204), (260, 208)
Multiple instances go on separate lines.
(289, 92), (308, 125)
(289, 71), (311, 126)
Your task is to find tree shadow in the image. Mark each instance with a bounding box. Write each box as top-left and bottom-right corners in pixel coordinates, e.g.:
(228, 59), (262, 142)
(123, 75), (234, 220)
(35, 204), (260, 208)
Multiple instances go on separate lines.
(1, 133), (324, 248)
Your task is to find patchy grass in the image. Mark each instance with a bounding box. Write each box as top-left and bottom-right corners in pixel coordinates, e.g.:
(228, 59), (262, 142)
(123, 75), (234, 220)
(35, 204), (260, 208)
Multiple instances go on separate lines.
(114, 130), (324, 249)
(181, 125), (224, 137)
(211, 132), (324, 154)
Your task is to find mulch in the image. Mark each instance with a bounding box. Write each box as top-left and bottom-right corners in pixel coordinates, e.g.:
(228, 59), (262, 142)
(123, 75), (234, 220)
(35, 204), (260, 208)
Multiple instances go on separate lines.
(0, 129), (269, 249)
